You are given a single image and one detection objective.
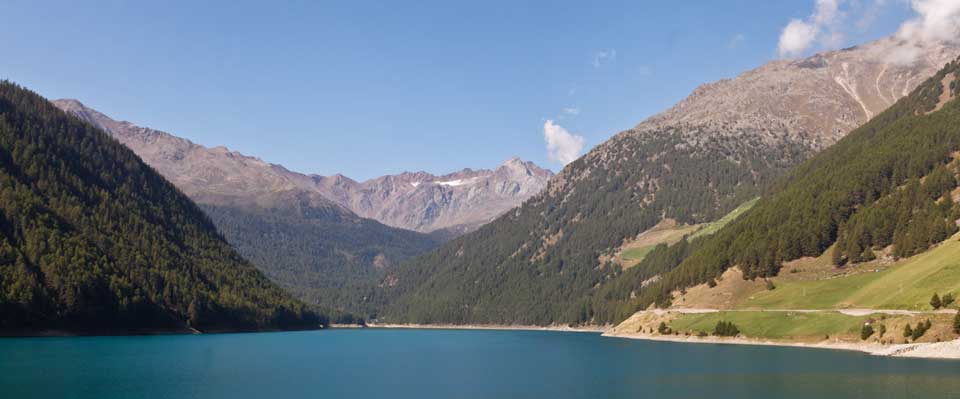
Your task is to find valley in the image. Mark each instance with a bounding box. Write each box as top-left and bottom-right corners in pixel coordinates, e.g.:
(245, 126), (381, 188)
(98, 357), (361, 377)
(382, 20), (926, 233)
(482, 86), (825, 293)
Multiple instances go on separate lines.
(8, 2), (960, 397)
(10, 37), (960, 356)
(31, 35), (960, 337)
(51, 100), (550, 317)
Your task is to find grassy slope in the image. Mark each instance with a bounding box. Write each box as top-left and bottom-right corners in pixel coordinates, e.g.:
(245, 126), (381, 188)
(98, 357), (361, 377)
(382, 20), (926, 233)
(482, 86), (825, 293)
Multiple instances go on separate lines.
(620, 198), (759, 264)
(669, 311), (867, 340)
(667, 310), (957, 342)
(620, 246), (656, 262)
(690, 197), (760, 239)
(741, 236), (960, 311)
(657, 235), (960, 341)
(662, 235), (960, 341)
(621, 225), (701, 262)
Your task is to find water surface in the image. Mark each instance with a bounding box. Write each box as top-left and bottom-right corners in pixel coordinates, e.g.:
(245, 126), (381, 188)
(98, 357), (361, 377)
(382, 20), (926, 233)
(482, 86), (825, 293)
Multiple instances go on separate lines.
(1, 329), (958, 398)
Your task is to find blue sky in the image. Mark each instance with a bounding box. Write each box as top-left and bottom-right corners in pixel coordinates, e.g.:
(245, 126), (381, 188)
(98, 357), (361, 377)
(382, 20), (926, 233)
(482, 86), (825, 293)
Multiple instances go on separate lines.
(0, 1), (918, 180)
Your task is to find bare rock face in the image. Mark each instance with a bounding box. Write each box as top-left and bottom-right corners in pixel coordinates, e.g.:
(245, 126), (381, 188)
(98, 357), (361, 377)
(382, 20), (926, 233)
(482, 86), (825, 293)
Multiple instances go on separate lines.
(52, 99), (552, 235)
(308, 157), (553, 233)
(635, 38), (959, 150)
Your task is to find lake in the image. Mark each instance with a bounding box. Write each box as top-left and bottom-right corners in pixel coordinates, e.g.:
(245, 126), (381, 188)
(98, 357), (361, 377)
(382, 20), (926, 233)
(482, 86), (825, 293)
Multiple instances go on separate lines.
(1, 328), (959, 398)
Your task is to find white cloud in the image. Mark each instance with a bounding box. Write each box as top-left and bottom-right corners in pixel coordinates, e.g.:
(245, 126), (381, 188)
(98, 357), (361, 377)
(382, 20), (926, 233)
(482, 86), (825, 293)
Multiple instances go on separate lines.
(778, 0), (960, 62)
(900, 0), (960, 42)
(778, 19), (819, 57)
(543, 120), (585, 165)
(883, 0), (960, 64)
(777, 0), (846, 57)
(592, 49), (617, 68)
(897, 0), (960, 43)
(562, 107), (580, 116)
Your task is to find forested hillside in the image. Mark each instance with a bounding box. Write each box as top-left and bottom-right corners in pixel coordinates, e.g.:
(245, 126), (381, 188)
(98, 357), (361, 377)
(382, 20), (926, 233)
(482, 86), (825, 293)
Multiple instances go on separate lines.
(370, 39), (957, 326)
(377, 132), (805, 325)
(0, 81), (324, 334)
(202, 201), (438, 317)
(634, 57), (960, 311)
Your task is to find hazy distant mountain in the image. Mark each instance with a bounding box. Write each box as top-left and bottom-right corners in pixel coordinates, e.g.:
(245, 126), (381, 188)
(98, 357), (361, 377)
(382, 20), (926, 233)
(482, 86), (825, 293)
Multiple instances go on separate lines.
(378, 38), (960, 326)
(308, 158), (553, 234)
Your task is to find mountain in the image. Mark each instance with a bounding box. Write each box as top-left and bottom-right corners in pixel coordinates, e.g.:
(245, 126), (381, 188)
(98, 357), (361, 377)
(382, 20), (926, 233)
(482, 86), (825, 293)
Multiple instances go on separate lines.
(374, 38), (960, 326)
(308, 159), (553, 234)
(641, 38), (959, 151)
(606, 55), (960, 348)
(52, 99), (440, 315)
(52, 98), (345, 210)
(0, 81), (323, 334)
(634, 56), (960, 310)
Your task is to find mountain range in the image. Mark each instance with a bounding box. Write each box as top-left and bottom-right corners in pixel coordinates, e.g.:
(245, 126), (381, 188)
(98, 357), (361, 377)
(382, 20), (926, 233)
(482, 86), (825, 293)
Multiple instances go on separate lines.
(52, 99), (551, 236)
(309, 158), (552, 235)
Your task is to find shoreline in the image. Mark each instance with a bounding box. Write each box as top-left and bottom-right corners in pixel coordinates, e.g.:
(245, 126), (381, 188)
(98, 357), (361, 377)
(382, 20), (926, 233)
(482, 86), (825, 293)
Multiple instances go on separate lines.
(602, 330), (960, 360)
(364, 323), (608, 333)
(355, 322), (960, 360)
(5, 321), (957, 360)
(0, 325), (324, 338)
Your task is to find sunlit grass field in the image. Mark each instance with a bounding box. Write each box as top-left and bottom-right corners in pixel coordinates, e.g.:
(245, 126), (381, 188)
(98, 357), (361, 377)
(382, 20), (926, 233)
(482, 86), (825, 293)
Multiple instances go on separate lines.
(740, 237), (960, 311)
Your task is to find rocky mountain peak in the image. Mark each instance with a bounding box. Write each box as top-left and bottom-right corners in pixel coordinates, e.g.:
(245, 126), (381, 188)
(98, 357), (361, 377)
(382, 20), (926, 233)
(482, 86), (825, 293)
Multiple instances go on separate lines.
(498, 156), (552, 178)
(630, 37), (960, 151)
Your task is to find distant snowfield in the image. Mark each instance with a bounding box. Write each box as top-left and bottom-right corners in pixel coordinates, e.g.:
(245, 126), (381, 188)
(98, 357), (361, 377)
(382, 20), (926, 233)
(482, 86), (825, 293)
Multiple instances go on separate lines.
(408, 178), (478, 188)
(436, 179), (467, 186)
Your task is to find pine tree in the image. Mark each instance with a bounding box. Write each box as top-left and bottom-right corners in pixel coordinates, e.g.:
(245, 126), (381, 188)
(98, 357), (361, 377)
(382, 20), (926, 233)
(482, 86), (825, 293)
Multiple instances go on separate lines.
(657, 321), (671, 335)
(942, 293), (955, 307)
(860, 324), (875, 340)
(713, 321), (740, 337)
(931, 294), (943, 310)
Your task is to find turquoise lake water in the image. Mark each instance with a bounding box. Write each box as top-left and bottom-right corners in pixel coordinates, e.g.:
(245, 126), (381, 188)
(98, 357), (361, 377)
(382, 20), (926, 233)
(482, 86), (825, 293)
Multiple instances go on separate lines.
(1, 328), (959, 398)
